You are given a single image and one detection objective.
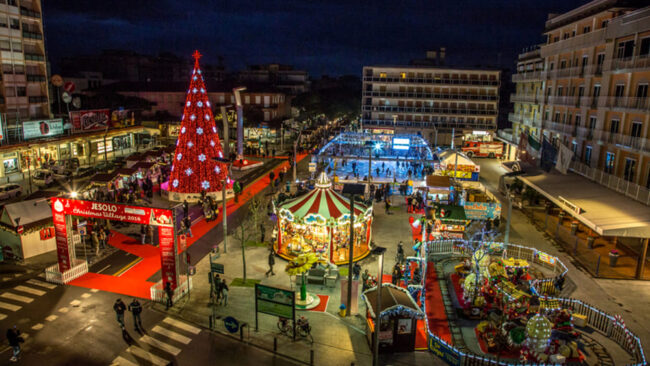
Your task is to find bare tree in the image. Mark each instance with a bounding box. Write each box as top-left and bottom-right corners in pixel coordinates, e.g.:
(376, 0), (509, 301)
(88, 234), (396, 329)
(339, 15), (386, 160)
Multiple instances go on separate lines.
(232, 197), (265, 282)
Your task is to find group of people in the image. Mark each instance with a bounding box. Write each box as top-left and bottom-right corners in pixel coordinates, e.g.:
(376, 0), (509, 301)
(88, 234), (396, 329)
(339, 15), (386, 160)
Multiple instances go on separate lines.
(113, 297), (144, 332)
(211, 273), (230, 306)
(88, 220), (112, 255)
(406, 191), (425, 213)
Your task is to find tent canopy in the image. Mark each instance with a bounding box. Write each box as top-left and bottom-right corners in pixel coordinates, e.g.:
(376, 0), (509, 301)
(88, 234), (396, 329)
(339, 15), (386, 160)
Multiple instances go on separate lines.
(278, 172), (367, 220)
(438, 150), (476, 167)
(363, 283), (423, 319)
(1, 198), (52, 227)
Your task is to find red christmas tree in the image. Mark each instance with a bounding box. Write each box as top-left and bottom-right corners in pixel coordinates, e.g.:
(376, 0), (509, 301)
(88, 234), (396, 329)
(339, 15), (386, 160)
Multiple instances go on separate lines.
(169, 50), (228, 194)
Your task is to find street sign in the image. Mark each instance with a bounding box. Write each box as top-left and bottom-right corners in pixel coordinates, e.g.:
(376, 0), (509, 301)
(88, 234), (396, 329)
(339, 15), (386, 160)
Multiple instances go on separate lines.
(308, 162), (316, 172)
(79, 226), (87, 236)
(223, 316), (240, 333)
(211, 262), (224, 274)
(16, 225), (24, 234)
(62, 92), (72, 104)
(64, 81), (75, 93)
(51, 74), (63, 87)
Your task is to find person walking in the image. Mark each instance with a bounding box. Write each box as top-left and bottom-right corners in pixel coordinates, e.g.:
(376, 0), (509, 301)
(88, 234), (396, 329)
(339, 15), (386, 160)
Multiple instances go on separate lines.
(183, 217), (193, 237)
(266, 251), (276, 277)
(140, 225), (146, 244)
(92, 230), (100, 255)
(260, 223), (265, 244)
(269, 171), (276, 193)
(164, 282), (174, 310)
(128, 298), (143, 331)
(6, 326), (24, 362)
(99, 229), (107, 249)
(113, 298), (127, 329)
(219, 279), (229, 306)
(352, 262), (361, 280)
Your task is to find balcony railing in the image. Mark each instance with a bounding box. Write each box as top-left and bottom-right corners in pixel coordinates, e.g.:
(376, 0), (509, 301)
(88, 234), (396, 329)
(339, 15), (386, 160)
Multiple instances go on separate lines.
(541, 28), (606, 56)
(362, 91), (498, 101)
(546, 95), (578, 106)
(363, 105), (498, 116)
(576, 126), (593, 140)
(542, 119), (566, 133)
(603, 96), (650, 111)
(595, 130), (650, 153)
(24, 53), (45, 62)
(22, 31), (43, 40)
(610, 55), (650, 71)
(508, 113), (540, 128)
(363, 119), (496, 131)
(363, 76), (499, 87)
(510, 93), (538, 104)
(26, 74), (45, 82)
(512, 70), (542, 82)
(570, 160), (650, 206)
(20, 7), (41, 19)
(28, 96), (48, 103)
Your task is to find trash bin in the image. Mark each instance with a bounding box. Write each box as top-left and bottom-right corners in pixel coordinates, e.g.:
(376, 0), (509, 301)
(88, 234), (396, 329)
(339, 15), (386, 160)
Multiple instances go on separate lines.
(339, 304), (346, 317)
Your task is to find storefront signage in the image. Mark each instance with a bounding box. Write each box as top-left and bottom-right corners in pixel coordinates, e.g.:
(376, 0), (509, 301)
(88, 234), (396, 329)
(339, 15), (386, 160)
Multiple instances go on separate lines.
(537, 251), (556, 266)
(429, 337), (461, 366)
(463, 202), (502, 220)
(159, 225), (178, 289)
(69, 109), (110, 133)
(23, 119), (64, 140)
(255, 284), (295, 319)
(52, 202), (72, 272)
(211, 262), (224, 274)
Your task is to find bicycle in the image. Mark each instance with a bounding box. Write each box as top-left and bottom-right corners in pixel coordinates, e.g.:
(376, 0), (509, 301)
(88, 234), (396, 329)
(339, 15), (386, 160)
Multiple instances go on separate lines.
(296, 316), (313, 343)
(277, 317), (293, 337)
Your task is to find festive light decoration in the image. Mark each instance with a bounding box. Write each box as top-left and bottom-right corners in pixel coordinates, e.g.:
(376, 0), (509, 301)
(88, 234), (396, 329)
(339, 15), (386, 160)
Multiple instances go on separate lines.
(526, 314), (552, 352)
(169, 50), (227, 194)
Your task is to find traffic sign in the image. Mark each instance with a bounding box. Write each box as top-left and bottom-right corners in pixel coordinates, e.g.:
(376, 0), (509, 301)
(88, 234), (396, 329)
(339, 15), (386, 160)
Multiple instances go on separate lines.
(51, 74), (63, 87)
(62, 92), (72, 104)
(16, 225), (24, 234)
(64, 81), (75, 93)
(79, 226), (87, 236)
(211, 262), (224, 274)
(223, 316), (239, 333)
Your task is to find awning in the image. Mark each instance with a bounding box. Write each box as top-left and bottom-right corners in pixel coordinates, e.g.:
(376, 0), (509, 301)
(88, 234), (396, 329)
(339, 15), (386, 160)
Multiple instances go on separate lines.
(1, 198), (53, 227)
(363, 283), (424, 319)
(426, 175), (451, 188)
(519, 169), (650, 238)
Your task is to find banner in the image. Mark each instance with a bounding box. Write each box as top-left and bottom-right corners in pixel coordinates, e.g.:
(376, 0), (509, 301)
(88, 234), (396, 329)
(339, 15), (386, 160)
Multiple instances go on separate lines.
(23, 119), (64, 140)
(159, 225), (178, 289)
(52, 200), (72, 272)
(463, 202), (502, 220)
(540, 138), (557, 172)
(69, 109), (111, 133)
(52, 198), (173, 227)
(555, 143), (573, 174)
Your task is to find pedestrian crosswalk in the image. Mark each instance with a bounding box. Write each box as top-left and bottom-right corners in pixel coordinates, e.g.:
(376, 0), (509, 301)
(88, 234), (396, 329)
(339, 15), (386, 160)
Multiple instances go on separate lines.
(111, 316), (202, 365)
(0, 279), (59, 320)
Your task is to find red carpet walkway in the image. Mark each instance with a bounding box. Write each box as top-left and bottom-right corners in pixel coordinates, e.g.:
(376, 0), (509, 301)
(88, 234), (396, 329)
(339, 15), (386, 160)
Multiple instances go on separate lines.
(424, 261), (452, 344)
(69, 153), (310, 299)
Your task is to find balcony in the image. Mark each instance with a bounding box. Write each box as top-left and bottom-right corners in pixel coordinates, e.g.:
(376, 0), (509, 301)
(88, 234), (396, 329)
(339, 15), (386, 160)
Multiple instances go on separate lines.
(20, 7), (41, 19)
(596, 130), (650, 153)
(546, 95), (578, 106)
(362, 91), (498, 101)
(26, 74), (45, 82)
(576, 126), (594, 140)
(363, 105), (498, 116)
(508, 113), (540, 128)
(28, 96), (47, 103)
(603, 96), (650, 112)
(363, 76), (499, 87)
(22, 30), (43, 40)
(610, 55), (650, 71)
(510, 93), (538, 104)
(363, 119), (496, 131)
(541, 28), (606, 56)
(578, 96), (598, 108)
(24, 53), (45, 62)
(512, 70), (542, 82)
(542, 119), (566, 133)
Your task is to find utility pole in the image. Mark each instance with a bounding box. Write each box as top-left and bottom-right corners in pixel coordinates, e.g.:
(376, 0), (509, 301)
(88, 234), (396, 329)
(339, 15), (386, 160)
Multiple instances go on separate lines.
(220, 105), (232, 158)
(214, 158), (233, 253)
(233, 87), (246, 159)
(371, 246), (387, 366)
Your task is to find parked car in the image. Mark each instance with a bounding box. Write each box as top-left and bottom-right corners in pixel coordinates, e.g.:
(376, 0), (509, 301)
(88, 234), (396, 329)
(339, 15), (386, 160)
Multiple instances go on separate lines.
(71, 166), (96, 178)
(95, 161), (115, 172)
(112, 157), (126, 167)
(33, 169), (55, 187)
(0, 184), (22, 200)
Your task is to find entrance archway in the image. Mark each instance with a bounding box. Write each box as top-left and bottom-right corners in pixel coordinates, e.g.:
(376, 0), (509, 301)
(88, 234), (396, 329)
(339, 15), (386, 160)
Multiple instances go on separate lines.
(47, 197), (187, 301)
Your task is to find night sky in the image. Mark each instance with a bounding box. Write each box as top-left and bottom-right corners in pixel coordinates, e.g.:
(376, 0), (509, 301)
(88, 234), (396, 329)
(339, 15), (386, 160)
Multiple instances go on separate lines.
(43, 0), (587, 76)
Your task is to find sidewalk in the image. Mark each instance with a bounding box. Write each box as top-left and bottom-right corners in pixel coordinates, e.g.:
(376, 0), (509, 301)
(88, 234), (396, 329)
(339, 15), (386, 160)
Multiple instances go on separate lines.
(152, 186), (438, 366)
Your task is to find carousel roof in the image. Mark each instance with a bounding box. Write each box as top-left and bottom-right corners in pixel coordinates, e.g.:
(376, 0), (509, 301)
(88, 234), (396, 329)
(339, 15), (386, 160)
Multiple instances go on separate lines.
(279, 172), (367, 219)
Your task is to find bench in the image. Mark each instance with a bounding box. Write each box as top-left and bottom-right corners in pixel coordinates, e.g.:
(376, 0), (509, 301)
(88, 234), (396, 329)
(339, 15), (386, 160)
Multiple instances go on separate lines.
(306, 268), (327, 284)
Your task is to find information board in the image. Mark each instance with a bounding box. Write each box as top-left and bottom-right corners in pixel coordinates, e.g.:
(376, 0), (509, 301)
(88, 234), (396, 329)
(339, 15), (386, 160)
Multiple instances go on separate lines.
(254, 284), (295, 335)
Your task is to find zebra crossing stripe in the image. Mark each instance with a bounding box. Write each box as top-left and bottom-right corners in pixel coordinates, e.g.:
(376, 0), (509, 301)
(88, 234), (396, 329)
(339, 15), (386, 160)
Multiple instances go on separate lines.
(151, 325), (191, 344)
(110, 356), (138, 366)
(0, 301), (20, 311)
(126, 345), (169, 366)
(27, 279), (57, 289)
(162, 317), (201, 334)
(139, 334), (181, 356)
(15, 285), (46, 296)
(0, 292), (33, 303)
(0, 313), (7, 320)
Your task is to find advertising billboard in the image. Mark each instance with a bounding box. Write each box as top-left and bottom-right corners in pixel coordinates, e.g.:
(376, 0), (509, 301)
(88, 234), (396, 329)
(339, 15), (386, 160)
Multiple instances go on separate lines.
(23, 119), (64, 140)
(69, 109), (111, 133)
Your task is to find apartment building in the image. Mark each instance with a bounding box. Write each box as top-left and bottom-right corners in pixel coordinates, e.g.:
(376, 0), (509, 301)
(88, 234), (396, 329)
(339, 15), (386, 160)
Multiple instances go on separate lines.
(511, 0), (650, 187)
(361, 61), (500, 145)
(0, 0), (50, 124)
(238, 64), (310, 95)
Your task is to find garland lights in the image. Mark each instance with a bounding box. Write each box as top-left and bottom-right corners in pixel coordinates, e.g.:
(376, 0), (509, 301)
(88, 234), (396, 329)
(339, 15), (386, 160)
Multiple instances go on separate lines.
(168, 50), (228, 194)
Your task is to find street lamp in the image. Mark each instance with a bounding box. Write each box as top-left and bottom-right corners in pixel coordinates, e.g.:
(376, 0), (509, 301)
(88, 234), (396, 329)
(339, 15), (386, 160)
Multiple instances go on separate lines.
(371, 246), (386, 366)
(213, 157), (233, 253)
(219, 104), (233, 158)
(233, 87), (246, 160)
(364, 140), (382, 185)
(342, 183), (365, 317)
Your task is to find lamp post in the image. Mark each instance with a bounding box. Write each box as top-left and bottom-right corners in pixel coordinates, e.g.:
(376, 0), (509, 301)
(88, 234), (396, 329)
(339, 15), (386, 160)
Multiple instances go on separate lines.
(371, 246), (386, 366)
(233, 87), (246, 160)
(213, 157), (233, 253)
(342, 183), (365, 317)
(293, 129), (302, 182)
(220, 105), (233, 158)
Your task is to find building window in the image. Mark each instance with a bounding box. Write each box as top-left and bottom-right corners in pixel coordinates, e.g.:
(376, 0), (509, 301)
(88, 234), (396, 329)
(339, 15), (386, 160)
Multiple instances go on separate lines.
(400, 72), (406, 79)
(631, 121), (643, 137)
(597, 53), (605, 65)
(244, 95), (250, 104)
(575, 115), (581, 126)
(589, 116), (597, 129)
(610, 119), (620, 134)
(0, 17), (7, 28)
(605, 152), (615, 174)
(379, 72), (386, 78)
(572, 141), (578, 155)
(583, 26), (591, 34)
(614, 84), (625, 98)
(585, 146), (592, 166)
(624, 158), (636, 182)
(616, 40), (634, 59)
(592, 84), (601, 98)
(0, 40), (9, 51)
(9, 18), (18, 30)
(640, 38), (650, 57)
(16, 87), (25, 97)
(255, 95), (261, 104)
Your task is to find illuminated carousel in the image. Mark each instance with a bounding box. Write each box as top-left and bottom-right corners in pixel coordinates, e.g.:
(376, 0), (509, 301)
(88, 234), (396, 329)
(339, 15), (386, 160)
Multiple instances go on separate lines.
(274, 172), (373, 265)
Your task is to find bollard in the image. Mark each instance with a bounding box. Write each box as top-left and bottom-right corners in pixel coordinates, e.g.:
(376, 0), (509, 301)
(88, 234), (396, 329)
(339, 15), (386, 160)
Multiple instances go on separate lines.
(240, 322), (247, 341)
(209, 315), (213, 329)
(274, 337), (277, 353)
(310, 350), (314, 366)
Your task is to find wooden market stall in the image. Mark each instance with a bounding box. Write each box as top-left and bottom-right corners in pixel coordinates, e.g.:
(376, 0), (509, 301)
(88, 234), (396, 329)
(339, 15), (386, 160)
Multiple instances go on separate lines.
(363, 283), (425, 353)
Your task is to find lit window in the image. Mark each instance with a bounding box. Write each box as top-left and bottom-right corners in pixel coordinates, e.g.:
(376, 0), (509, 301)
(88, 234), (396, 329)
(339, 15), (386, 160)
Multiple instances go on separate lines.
(400, 72), (406, 79)
(379, 72), (387, 78)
